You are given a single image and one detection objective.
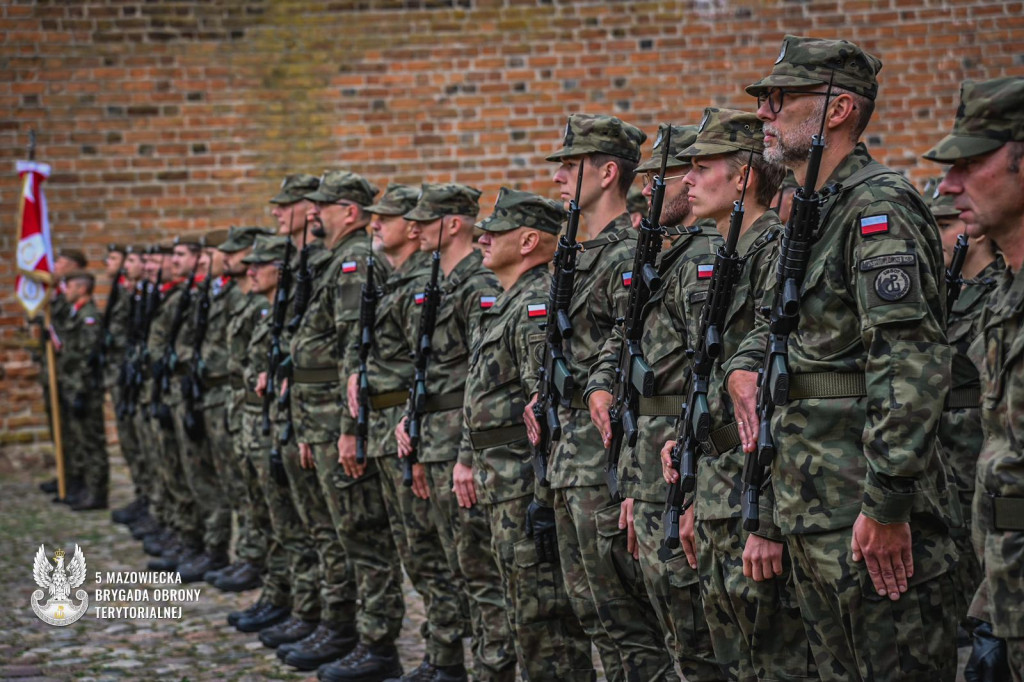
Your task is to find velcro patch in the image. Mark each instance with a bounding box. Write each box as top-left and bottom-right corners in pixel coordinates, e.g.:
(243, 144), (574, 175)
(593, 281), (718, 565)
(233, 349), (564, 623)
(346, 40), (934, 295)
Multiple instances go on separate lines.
(859, 253), (916, 271)
(528, 303), (547, 318)
(621, 271), (633, 287)
(689, 291), (709, 304)
(874, 267), (912, 302)
(480, 295), (496, 309)
(697, 264), (714, 279)
(341, 261), (358, 273)
(860, 215), (889, 236)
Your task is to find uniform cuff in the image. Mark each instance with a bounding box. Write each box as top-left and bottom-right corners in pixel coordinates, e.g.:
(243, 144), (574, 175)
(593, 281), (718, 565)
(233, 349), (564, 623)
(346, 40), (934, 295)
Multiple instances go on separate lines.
(861, 469), (917, 524)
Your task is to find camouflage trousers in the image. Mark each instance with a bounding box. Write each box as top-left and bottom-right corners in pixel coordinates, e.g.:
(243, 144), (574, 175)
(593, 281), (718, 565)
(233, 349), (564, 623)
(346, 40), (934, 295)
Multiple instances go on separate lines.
(241, 406), (290, 608)
(111, 384), (147, 499)
(227, 417), (267, 567)
(154, 396), (202, 548)
(314, 445), (403, 643)
(694, 516), (815, 682)
(950, 488), (983, 623)
(487, 495), (594, 682)
(133, 399), (168, 525)
(378, 451), (468, 666)
(554, 485), (676, 682)
(424, 459), (513, 681)
(172, 397), (231, 552)
(786, 522), (959, 681)
(630, 501), (722, 682)
(63, 397), (108, 499)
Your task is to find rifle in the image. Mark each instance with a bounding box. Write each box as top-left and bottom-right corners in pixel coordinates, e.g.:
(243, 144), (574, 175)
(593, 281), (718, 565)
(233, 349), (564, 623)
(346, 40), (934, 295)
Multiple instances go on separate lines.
(531, 160), (585, 487)
(115, 279), (139, 418)
(663, 150), (754, 548)
(262, 236), (295, 436)
(151, 252), (199, 427)
(355, 229), (378, 466)
(740, 76), (834, 532)
(402, 226), (444, 487)
(124, 271), (160, 417)
(945, 231), (969, 314)
(91, 267), (124, 390)
(287, 218), (312, 333)
(605, 128), (671, 500)
(182, 266), (213, 442)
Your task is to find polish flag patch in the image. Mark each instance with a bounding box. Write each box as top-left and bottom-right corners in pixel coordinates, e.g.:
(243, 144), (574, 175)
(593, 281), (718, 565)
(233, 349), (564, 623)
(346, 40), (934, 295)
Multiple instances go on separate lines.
(621, 271), (633, 287)
(528, 303), (547, 318)
(84, 317), (96, 325)
(697, 264), (714, 279)
(860, 215), (889, 236)
(341, 261), (358, 273)
(480, 295), (497, 309)
(414, 292), (425, 305)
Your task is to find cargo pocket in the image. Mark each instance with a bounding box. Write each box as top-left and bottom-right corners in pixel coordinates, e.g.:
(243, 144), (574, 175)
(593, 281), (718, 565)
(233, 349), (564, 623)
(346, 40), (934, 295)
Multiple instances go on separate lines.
(594, 502), (645, 598)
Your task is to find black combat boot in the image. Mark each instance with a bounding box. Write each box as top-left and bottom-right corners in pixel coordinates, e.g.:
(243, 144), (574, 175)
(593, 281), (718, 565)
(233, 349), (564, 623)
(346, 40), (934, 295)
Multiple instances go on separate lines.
(258, 616), (318, 648)
(283, 623), (358, 670)
(235, 603), (290, 633)
(216, 561), (262, 592)
(111, 497), (146, 524)
(228, 596), (267, 627)
(317, 641), (402, 682)
(177, 548), (229, 583)
(70, 490), (108, 511)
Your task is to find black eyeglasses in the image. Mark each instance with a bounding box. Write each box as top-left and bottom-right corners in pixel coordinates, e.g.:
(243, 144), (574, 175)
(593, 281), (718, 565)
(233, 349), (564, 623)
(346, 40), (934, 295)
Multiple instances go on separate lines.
(756, 88), (830, 114)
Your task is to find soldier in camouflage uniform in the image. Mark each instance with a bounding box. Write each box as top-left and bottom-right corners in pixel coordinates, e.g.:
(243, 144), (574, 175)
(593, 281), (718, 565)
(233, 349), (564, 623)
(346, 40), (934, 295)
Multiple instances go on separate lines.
(525, 113), (675, 681)
(57, 270), (108, 510)
(215, 226), (274, 594)
(456, 187), (594, 681)
(587, 122), (724, 681)
(661, 111), (813, 681)
(925, 76), (1024, 680)
(730, 36), (961, 680)
(337, 184), (462, 682)
(395, 183), (508, 682)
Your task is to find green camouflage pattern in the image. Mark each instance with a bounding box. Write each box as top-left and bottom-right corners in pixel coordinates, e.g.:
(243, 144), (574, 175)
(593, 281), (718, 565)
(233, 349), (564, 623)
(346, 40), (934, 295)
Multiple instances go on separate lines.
(365, 182), (420, 216)
(626, 186), (647, 215)
(226, 292), (265, 433)
(678, 108), (765, 158)
(923, 76), (1024, 162)
(269, 172), (319, 205)
(745, 34), (882, 100)
(970, 265), (1024, 639)
(545, 113), (647, 163)
(305, 169), (379, 206)
(103, 277), (132, 389)
(241, 234), (289, 264)
(219, 226), (274, 254)
(404, 182), (482, 222)
(476, 187), (562, 235)
(635, 123), (700, 172)
(172, 396), (231, 551)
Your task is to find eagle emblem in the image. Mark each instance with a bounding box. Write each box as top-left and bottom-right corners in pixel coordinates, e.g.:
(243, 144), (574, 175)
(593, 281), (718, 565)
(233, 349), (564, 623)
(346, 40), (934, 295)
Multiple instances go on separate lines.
(30, 544), (89, 626)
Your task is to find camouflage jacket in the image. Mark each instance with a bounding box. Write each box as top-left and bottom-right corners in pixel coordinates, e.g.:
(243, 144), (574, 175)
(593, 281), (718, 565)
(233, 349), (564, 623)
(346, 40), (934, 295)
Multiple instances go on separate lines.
(970, 265), (1024, 638)
(227, 290), (266, 432)
(242, 297), (275, 410)
(363, 251), (433, 458)
(149, 281), (187, 406)
(697, 210), (783, 530)
(103, 278), (133, 389)
(412, 249), (501, 464)
(730, 144), (954, 534)
(198, 276), (242, 408)
(58, 299), (102, 397)
(586, 222), (720, 501)
(290, 230), (384, 444)
(549, 212), (635, 489)
(940, 256), (1004, 498)
(459, 264), (548, 504)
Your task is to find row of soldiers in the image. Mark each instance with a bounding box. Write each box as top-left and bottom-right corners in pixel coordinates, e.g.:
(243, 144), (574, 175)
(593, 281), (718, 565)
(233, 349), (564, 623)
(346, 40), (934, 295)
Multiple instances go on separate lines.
(39, 33), (1023, 682)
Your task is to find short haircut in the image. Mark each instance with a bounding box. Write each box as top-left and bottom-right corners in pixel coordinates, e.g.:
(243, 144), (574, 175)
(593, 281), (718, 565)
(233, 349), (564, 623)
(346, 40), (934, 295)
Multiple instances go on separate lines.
(1007, 141), (1024, 174)
(588, 153), (638, 198)
(834, 86), (875, 141)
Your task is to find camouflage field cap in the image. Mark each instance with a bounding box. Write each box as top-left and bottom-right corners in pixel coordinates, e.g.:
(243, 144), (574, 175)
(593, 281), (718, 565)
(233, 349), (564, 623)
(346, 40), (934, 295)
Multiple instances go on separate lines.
(920, 178), (960, 219)
(241, 235), (290, 265)
(202, 228), (230, 248)
(219, 226), (275, 253)
(404, 183), (482, 222)
(146, 244), (173, 256)
(173, 235), (205, 248)
(923, 77), (1024, 163)
(677, 108), (765, 158)
(306, 170), (379, 206)
(635, 123), (701, 172)
(269, 173), (320, 205)
(125, 245), (146, 255)
(745, 35), (882, 101)
(365, 183), (420, 216)
(58, 248), (87, 267)
(626, 186), (647, 214)
(106, 243), (126, 255)
(477, 187), (563, 236)
(545, 114), (647, 164)
(62, 269), (95, 285)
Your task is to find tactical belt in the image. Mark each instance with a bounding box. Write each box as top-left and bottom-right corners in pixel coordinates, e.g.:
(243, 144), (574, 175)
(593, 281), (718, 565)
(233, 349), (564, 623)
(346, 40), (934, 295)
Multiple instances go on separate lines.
(469, 424), (528, 450)
(204, 375), (229, 389)
(369, 391), (408, 410)
(993, 496), (1024, 531)
(788, 372), (867, 400)
(637, 395), (684, 417)
(244, 390), (262, 406)
(293, 366), (340, 385)
(424, 391), (465, 413)
(230, 375), (244, 390)
(946, 386), (981, 411)
(709, 422), (742, 457)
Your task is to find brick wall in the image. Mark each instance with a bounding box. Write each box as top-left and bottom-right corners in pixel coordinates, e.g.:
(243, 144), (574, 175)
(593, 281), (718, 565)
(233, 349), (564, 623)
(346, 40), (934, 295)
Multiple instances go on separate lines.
(2, 0), (1023, 462)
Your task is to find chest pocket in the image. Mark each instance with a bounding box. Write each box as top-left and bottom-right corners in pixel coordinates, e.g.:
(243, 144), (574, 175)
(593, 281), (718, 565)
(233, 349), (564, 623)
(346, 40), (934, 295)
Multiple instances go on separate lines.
(984, 323), (1024, 407)
(794, 247), (860, 361)
(473, 323), (519, 391)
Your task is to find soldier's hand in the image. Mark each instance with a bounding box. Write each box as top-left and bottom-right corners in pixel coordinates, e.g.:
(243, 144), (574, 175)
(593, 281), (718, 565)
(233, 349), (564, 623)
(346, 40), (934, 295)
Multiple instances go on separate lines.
(851, 513), (913, 601)
(660, 440), (679, 484)
(965, 620), (1010, 682)
(337, 434), (366, 479)
(71, 393), (87, 418)
(588, 390), (614, 448)
(742, 533), (784, 582)
(410, 462), (430, 500)
(618, 497), (639, 560)
(346, 374), (359, 419)
(452, 462), (477, 509)
(280, 377), (289, 397)
(256, 371), (268, 397)
(680, 504), (697, 569)
(727, 369), (759, 453)
(395, 416), (412, 458)
(524, 393), (541, 446)
(298, 442), (315, 470)
(526, 499), (558, 564)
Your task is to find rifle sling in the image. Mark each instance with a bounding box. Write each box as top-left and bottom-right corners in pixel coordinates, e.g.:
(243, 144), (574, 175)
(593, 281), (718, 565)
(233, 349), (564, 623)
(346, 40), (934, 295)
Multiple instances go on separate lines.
(369, 391), (408, 410)
(709, 422), (741, 457)
(469, 424), (528, 450)
(424, 391), (465, 412)
(292, 366), (340, 385)
(787, 371), (977, 409)
(637, 395), (685, 416)
(203, 376), (229, 389)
